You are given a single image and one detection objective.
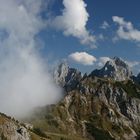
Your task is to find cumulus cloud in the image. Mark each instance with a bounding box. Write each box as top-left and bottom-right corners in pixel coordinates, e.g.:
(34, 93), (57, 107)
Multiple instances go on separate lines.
(0, 0), (62, 118)
(69, 52), (97, 65)
(112, 16), (140, 42)
(100, 21), (110, 30)
(52, 0), (96, 48)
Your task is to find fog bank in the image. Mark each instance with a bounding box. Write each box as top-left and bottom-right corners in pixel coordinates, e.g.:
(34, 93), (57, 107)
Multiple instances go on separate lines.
(0, 0), (62, 118)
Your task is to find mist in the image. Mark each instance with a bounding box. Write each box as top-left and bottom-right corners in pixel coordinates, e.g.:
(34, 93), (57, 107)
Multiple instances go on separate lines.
(0, 0), (62, 118)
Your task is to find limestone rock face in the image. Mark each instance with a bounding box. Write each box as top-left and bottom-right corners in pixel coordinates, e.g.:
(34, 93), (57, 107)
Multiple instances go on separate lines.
(54, 61), (82, 91)
(91, 57), (132, 81)
(54, 61), (69, 87)
(0, 114), (30, 140)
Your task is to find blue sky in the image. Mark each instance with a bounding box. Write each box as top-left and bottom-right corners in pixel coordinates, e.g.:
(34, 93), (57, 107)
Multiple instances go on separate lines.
(33, 0), (140, 74)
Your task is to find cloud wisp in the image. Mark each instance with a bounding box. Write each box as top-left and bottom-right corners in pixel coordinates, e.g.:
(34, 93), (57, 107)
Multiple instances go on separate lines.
(97, 57), (111, 67)
(100, 21), (110, 30)
(113, 16), (140, 43)
(51, 0), (96, 48)
(0, 0), (62, 118)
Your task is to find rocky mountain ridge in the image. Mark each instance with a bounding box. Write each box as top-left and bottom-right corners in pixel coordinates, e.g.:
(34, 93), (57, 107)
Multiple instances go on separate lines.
(54, 57), (139, 86)
(30, 76), (140, 139)
(28, 57), (140, 140)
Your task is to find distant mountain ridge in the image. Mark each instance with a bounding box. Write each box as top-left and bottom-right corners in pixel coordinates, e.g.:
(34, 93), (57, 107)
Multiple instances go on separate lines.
(54, 57), (139, 86)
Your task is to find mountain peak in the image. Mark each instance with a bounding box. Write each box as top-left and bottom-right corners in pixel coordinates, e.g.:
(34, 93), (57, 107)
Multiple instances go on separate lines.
(90, 57), (132, 81)
(54, 61), (82, 91)
(113, 56), (128, 67)
(54, 61), (69, 86)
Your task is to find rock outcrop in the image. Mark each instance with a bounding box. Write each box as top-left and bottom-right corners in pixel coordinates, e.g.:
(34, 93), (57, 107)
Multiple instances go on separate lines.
(0, 113), (30, 140)
(54, 61), (82, 91)
(54, 61), (69, 87)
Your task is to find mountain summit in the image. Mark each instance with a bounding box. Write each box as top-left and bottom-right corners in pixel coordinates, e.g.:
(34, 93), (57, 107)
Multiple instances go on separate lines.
(90, 57), (132, 81)
(54, 61), (69, 86)
(54, 61), (82, 91)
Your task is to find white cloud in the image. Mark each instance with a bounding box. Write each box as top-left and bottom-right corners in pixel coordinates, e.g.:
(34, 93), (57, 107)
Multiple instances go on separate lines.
(125, 61), (139, 68)
(97, 57), (111, 67)
(0, 0), (62, 118)
(98, 34), (105, 41)
(112, 16), (140, 42)
(52, 0), (96, 48)
(69, 52), (97, 65)
(100, 21), (110, 29)
(125, 60), (140, 74)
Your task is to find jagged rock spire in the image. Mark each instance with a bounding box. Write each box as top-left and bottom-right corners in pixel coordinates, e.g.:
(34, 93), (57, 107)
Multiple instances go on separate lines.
(54, 60), (69, 86)
(54, 61), (82, 91)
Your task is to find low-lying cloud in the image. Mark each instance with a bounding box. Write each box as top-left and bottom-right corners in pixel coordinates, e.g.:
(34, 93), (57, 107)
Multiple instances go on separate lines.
(0, 0), (62, 118)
